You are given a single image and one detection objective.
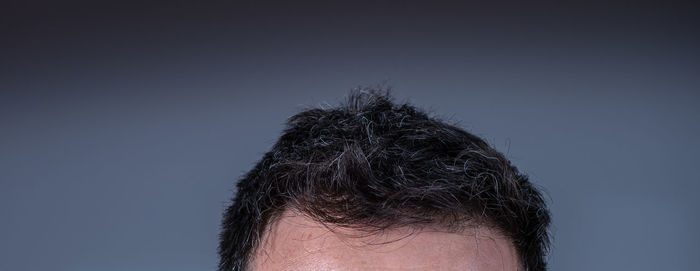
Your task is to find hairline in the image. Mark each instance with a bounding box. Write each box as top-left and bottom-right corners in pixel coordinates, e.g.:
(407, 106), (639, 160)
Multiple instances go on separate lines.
(246, 207), (523, 271)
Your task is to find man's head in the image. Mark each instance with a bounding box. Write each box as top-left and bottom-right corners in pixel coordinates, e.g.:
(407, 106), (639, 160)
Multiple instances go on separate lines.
(219, 90), (551, 270)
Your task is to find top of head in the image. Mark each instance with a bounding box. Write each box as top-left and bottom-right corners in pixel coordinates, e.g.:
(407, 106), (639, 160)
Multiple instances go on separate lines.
(218, 89), (551, 271)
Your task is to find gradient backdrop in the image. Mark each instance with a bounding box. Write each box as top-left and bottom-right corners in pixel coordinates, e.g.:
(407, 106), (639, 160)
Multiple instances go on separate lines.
(2, 1), (699, 270)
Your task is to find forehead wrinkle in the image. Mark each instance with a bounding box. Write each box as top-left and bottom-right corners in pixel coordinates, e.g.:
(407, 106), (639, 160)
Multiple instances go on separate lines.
(252, 211), (520, 271)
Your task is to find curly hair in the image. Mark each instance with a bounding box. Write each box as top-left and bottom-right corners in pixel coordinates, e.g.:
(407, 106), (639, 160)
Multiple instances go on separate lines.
(218, 89), (551, 270)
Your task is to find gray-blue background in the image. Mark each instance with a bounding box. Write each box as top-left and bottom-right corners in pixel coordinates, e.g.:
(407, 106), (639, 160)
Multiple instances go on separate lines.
(2, 1), (699, 270)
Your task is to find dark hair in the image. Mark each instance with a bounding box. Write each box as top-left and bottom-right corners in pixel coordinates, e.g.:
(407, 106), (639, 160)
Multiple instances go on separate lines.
(218, 89), (551, 270)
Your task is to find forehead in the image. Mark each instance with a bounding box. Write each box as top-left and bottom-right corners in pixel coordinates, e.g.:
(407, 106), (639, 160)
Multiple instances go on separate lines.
(250, 211), (520, 271)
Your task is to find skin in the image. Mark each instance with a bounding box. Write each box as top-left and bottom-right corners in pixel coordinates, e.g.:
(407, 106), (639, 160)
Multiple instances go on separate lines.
(251, 211), (521, 271)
